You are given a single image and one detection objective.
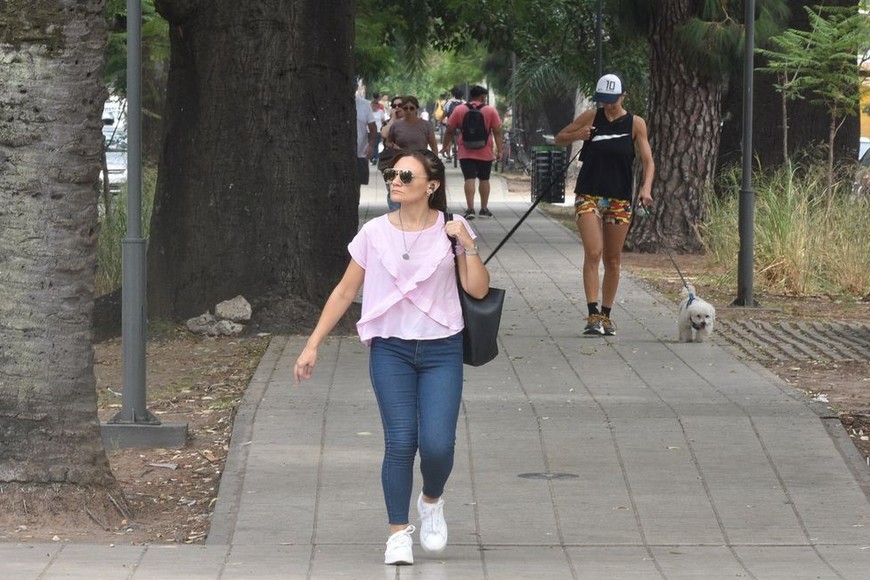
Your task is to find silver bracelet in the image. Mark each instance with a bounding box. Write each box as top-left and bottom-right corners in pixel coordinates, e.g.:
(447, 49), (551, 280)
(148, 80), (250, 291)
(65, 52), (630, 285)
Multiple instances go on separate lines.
(465, 244), (479, 256)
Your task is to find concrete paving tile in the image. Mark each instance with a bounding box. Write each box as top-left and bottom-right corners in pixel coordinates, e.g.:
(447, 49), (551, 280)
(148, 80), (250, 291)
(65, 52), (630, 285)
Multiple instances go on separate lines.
(680, 415), (809, 544)
(651, 546), (750, 578)
(41, 544), (145, 579)
(814, 545), (870, 579)
(308, 544), (400, 579)
(0, 544), (59, 580)
(397, 548), (486, 579)
(133, 545), (227, 579)
(567, 546), (661, 579)
(734, 545), (847, 579)
(751, 417), (870, 545)
(480, 545), (577, 578)
(221, 544), (311, 579)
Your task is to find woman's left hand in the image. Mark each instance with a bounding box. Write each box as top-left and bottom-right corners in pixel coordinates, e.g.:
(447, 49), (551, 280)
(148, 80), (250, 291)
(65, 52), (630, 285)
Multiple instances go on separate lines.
(638, 186), (653, 208)
(445, 220), (474, 251)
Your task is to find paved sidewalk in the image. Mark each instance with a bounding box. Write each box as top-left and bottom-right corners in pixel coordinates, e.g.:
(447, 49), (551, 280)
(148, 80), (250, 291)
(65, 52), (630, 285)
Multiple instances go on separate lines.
(4, 164), (870, 579)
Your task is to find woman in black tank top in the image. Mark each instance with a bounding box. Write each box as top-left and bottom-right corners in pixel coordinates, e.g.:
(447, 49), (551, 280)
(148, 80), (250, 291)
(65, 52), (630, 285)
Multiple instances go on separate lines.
(554, 74), (655, 337)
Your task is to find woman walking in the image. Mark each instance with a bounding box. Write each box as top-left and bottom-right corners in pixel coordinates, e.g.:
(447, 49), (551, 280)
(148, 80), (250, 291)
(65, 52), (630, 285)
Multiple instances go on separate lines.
(383, 96), (439, 158)
(555, 73), (654, 336)
(294, 150), (490, 565)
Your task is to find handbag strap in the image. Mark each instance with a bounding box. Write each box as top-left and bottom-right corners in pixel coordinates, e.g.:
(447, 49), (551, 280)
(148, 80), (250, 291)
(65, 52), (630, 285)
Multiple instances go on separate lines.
(444, 212), (463, 286)
(444, 211), (457, 254)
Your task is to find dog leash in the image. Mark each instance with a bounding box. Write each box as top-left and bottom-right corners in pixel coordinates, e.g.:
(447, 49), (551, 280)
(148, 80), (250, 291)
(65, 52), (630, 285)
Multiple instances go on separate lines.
(636, 204), (696, 305)
(483, 147), (584, 265)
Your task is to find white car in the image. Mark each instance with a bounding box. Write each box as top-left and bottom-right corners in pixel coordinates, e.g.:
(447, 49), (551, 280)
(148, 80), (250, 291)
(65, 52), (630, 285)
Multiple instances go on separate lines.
(101, 125), (127, 193)
(860, 137), (870, 160)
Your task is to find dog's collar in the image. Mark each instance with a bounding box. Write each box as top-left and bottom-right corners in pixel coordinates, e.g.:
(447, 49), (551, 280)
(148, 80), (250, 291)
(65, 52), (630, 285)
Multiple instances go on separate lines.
(687, 293), (696, 306)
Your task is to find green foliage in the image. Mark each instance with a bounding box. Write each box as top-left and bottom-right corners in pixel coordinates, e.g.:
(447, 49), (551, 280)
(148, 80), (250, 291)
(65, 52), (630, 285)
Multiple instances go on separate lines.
(704, 161), (870, 297)
(366, 46), (487, 103)
(613, 0), (789, 81)
(104, 0), (169, 95)
(356, 0), (644, 113)
(759, 4), (869, 121)
(475, 0), (601, 104)
(96, 165), (157, 296)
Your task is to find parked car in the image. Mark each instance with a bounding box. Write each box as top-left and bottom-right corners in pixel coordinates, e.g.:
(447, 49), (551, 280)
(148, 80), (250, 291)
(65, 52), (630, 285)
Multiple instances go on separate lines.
(860, 137), (870, 160)
(101, 119), (127, 194)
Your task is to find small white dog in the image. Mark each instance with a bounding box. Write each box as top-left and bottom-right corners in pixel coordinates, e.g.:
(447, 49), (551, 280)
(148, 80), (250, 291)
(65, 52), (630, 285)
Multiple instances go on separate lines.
(678, 284), (716, 343)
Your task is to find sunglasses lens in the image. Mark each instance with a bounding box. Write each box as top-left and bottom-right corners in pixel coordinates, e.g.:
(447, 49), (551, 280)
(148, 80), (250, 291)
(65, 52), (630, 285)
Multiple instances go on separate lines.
(383, 169), (414, 184)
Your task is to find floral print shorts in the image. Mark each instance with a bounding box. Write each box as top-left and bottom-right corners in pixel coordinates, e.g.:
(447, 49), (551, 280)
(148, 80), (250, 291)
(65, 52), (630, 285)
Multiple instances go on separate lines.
(574, 195), (632, 225)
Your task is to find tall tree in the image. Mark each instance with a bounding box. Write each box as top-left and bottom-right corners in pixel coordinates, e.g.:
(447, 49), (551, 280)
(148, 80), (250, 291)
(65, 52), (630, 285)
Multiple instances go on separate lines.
(148, 0), (357, 318)
(616, 0), (789, 252)
(718, 0), (862, 169)
(759, 3), (870, 192)
(0, 0), (128, 526)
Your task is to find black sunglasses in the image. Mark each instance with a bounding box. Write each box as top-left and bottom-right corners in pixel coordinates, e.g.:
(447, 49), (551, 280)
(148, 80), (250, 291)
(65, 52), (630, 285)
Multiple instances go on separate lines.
(382, 169), (417, 184)
(402, 105), (417, 111)
(391, 102), (402, 108)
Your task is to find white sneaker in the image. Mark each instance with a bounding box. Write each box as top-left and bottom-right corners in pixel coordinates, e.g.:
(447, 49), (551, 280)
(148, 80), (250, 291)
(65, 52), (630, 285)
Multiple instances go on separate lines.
(417, 493), (448, 554)
(384, 525), (415, 565)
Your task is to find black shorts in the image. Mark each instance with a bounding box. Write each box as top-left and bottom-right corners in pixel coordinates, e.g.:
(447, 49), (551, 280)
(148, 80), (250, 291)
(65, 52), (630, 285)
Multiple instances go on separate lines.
(459, 158), (493, 181)
(357, 157), (370, 185)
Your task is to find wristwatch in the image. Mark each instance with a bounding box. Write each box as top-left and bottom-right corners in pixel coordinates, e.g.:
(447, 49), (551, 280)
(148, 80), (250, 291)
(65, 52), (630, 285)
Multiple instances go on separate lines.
(465, 244), (480, 256)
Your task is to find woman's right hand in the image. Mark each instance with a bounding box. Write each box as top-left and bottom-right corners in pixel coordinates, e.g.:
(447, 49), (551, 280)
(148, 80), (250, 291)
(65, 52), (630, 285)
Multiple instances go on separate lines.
(578, 125), (596, 140)
(294, 346), (318, 384)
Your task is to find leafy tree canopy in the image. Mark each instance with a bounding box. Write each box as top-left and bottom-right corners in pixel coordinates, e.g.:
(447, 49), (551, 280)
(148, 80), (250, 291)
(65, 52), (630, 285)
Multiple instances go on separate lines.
(104, 0), (169, 96)
(760, 2), (870, 119)
(613, 0), (790, 80)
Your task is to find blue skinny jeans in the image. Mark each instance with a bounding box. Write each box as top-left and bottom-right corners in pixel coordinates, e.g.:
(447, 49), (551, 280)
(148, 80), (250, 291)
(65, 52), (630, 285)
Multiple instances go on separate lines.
(369, 333), (463, 525)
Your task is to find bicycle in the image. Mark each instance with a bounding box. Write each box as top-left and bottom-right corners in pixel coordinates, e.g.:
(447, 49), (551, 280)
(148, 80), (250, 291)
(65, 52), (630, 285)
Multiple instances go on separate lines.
(500, 128), (531, 175)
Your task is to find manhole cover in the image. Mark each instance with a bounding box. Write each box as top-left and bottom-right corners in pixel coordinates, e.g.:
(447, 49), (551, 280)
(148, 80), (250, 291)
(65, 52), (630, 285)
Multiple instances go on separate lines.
(517, 472), (579, 480)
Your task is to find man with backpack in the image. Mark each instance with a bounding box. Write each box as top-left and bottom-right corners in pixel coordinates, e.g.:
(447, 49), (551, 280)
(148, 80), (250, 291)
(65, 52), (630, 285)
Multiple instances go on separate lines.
(441, 85), (503, 219)
(439, 87), (464, 161)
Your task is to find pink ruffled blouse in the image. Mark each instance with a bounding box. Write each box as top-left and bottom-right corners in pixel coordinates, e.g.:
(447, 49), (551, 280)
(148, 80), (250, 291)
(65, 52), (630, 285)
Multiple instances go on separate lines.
(348, 212), (476, 345)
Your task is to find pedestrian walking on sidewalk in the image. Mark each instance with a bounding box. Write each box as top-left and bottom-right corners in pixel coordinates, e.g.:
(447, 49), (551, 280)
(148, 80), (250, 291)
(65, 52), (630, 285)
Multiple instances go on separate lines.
(294, 149), (491, 566)
(441, 85), (504, 220)
(554, 73), (654, 337)
(379, 96), (406, 210)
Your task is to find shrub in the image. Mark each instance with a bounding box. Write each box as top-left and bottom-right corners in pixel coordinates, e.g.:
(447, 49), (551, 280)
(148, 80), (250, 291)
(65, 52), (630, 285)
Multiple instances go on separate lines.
(703, 161), (870, 297)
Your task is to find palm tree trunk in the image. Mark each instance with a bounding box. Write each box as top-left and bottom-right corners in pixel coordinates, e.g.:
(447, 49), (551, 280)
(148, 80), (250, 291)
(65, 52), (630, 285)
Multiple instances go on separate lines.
(0, 0), (129, 527)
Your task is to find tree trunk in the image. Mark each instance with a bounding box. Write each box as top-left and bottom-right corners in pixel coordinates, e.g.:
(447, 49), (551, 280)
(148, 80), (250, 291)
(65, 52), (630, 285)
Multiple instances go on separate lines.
(149, 0), (357, 319)
(0, 0), (129, 526)
(628, 0), (721, 253)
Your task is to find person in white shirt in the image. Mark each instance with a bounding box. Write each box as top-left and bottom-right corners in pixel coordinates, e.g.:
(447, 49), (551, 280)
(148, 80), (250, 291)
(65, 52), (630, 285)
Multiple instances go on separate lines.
(356, 93), (376, 190)
(371, 93), (386, 165)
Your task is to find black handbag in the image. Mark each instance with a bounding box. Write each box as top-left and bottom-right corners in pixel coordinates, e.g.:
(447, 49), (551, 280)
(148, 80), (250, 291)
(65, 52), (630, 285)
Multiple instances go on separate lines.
(445, 212), (505, 366)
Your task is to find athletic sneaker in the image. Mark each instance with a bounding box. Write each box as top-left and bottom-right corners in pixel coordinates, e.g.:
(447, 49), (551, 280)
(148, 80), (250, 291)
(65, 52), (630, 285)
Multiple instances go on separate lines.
(601, 316), (617, 336)
(384, 525), (415, 565)
(583, 313), (605, 336)
(417, 493), (448, 554)
(478, 207), (493, 218)
(464, 208), (476, 220)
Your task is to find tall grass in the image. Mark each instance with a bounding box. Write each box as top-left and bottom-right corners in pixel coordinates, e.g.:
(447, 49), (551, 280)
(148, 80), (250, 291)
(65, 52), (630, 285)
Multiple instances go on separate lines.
(95, 165), (157, 296)
(704, 161), (870, 297)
